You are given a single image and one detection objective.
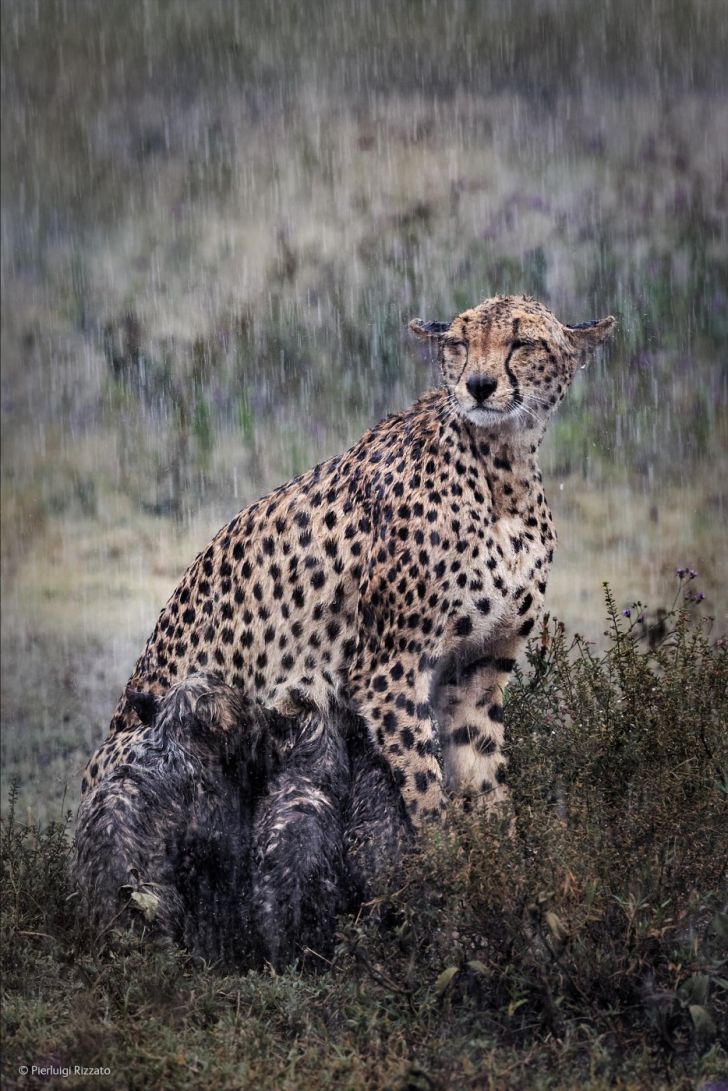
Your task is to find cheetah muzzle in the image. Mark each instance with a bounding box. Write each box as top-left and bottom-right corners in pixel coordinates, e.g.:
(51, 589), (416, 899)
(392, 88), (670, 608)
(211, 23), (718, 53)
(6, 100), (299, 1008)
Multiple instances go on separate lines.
(82, 294), (615, 825)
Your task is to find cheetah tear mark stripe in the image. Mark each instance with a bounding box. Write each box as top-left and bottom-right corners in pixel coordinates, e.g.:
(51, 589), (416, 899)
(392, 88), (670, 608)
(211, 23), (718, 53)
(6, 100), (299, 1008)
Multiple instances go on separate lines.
(441, 337), (470, 388)
(504, 319), (523, 407)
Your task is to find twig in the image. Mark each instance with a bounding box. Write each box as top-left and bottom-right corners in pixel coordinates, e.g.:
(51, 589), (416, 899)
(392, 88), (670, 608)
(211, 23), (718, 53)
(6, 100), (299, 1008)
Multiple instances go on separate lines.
(699, 726), (726, 783)
(360, 876), (416, 909)
(97, 895), (135, 939)
(338, 932), (415, 1012)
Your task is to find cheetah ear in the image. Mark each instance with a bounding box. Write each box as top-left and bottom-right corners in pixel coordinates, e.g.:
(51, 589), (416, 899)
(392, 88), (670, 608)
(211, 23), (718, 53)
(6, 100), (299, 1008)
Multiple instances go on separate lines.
(125, 687), (159, 727)
(564, 316), (616, 353)
(409, 318), (450, 340)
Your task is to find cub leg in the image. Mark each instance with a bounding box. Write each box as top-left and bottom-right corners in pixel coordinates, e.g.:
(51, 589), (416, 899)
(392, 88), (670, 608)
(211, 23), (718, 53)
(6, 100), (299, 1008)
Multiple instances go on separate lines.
(251, 716), (348, 969)
(343, 715), (413, 902)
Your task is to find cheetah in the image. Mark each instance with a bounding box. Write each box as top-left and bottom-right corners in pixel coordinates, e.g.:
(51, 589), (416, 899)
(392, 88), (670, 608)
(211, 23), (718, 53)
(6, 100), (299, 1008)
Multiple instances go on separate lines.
(82, 295), (615, 824)
(74, 673), (266, 962)
(251, 697), (410, 968)
(74, 672), (409, 967)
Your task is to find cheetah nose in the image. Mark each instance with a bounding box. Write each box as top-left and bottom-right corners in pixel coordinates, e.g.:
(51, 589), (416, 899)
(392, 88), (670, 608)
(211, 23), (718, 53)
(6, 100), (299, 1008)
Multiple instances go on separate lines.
(466, 375), (498, 404)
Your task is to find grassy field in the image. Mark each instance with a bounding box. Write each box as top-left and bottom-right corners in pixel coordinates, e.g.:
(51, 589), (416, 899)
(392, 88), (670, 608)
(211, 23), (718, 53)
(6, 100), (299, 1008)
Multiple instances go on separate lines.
(1, 1), (728, 1086)
(2, 599), (727, 1089)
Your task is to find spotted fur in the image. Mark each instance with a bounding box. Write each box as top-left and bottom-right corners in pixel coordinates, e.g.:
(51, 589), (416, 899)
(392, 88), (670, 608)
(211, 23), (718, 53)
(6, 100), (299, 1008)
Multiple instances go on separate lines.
(81, 295), (614, 823)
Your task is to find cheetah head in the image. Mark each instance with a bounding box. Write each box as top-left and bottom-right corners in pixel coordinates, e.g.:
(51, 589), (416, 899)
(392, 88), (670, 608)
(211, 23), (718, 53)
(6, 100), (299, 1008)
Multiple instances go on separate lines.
(410, 295), (615, 431)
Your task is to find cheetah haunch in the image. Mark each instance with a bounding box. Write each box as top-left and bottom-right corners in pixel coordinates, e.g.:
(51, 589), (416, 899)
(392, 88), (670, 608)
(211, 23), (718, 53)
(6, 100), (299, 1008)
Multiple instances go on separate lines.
(83, 295), (614, 823)
(74, 672), (410, 968)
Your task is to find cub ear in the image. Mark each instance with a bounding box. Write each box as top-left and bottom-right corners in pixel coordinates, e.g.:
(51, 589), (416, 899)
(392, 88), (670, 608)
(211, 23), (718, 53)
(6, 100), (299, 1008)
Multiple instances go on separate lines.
(565, 315), (616, 352)
(125, 687), (159, 727)
(409, 318), (450, 340)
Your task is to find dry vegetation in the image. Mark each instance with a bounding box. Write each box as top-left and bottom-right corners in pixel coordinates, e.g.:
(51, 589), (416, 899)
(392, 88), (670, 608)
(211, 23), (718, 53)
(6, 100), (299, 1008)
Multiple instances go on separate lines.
(2, 598), (727, 1089)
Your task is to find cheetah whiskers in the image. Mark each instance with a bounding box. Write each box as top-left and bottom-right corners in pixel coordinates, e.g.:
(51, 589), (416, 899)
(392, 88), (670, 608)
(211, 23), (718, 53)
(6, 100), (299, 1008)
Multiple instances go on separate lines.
(435, 395), (461, 431)
(514, 401), (547, 431)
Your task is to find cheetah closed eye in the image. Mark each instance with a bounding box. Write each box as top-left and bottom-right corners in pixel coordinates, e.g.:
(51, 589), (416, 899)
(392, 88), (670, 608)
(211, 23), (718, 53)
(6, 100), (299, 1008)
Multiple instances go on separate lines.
(82, 294), (615, 826)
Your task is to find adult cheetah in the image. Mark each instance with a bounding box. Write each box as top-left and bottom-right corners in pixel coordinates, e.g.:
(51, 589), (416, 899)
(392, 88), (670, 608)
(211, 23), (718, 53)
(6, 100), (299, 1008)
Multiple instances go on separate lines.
(82, 295), (614, 824)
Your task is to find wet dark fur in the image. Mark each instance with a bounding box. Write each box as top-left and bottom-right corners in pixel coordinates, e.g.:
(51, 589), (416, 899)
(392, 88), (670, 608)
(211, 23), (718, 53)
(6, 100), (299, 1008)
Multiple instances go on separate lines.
(73, 676), (271, 963)
(74, 673), (411, 968)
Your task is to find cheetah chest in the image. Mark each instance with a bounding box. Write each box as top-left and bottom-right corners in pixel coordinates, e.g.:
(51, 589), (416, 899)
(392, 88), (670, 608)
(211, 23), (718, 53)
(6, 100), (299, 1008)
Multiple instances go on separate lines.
(462, 511), (551, 641)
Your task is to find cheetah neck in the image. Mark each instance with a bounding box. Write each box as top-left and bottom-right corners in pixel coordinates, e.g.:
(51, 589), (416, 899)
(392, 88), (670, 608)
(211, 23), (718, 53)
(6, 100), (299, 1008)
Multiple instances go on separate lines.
(428, 387), (546, 518)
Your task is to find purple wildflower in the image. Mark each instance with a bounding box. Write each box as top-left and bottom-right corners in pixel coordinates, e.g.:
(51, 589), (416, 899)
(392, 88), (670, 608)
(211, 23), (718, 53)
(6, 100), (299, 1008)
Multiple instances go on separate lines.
(622, 609), (631, 618)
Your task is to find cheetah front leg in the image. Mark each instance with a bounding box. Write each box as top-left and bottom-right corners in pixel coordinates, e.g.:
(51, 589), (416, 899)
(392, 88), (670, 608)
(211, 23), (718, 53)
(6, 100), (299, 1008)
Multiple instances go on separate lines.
(433, 643), (519, 811)
(349, 652), (445, 827)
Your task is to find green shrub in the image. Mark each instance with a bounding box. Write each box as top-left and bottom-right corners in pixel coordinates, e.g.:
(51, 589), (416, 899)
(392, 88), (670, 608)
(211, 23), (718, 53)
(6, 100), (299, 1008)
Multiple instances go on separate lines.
(353, 589), (727, 1054)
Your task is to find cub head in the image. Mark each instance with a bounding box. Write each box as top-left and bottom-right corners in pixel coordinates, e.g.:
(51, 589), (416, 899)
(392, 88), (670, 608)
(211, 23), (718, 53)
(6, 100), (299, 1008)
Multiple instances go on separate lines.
(125, 672), (252, 760)
(410, 294), (615, 431)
